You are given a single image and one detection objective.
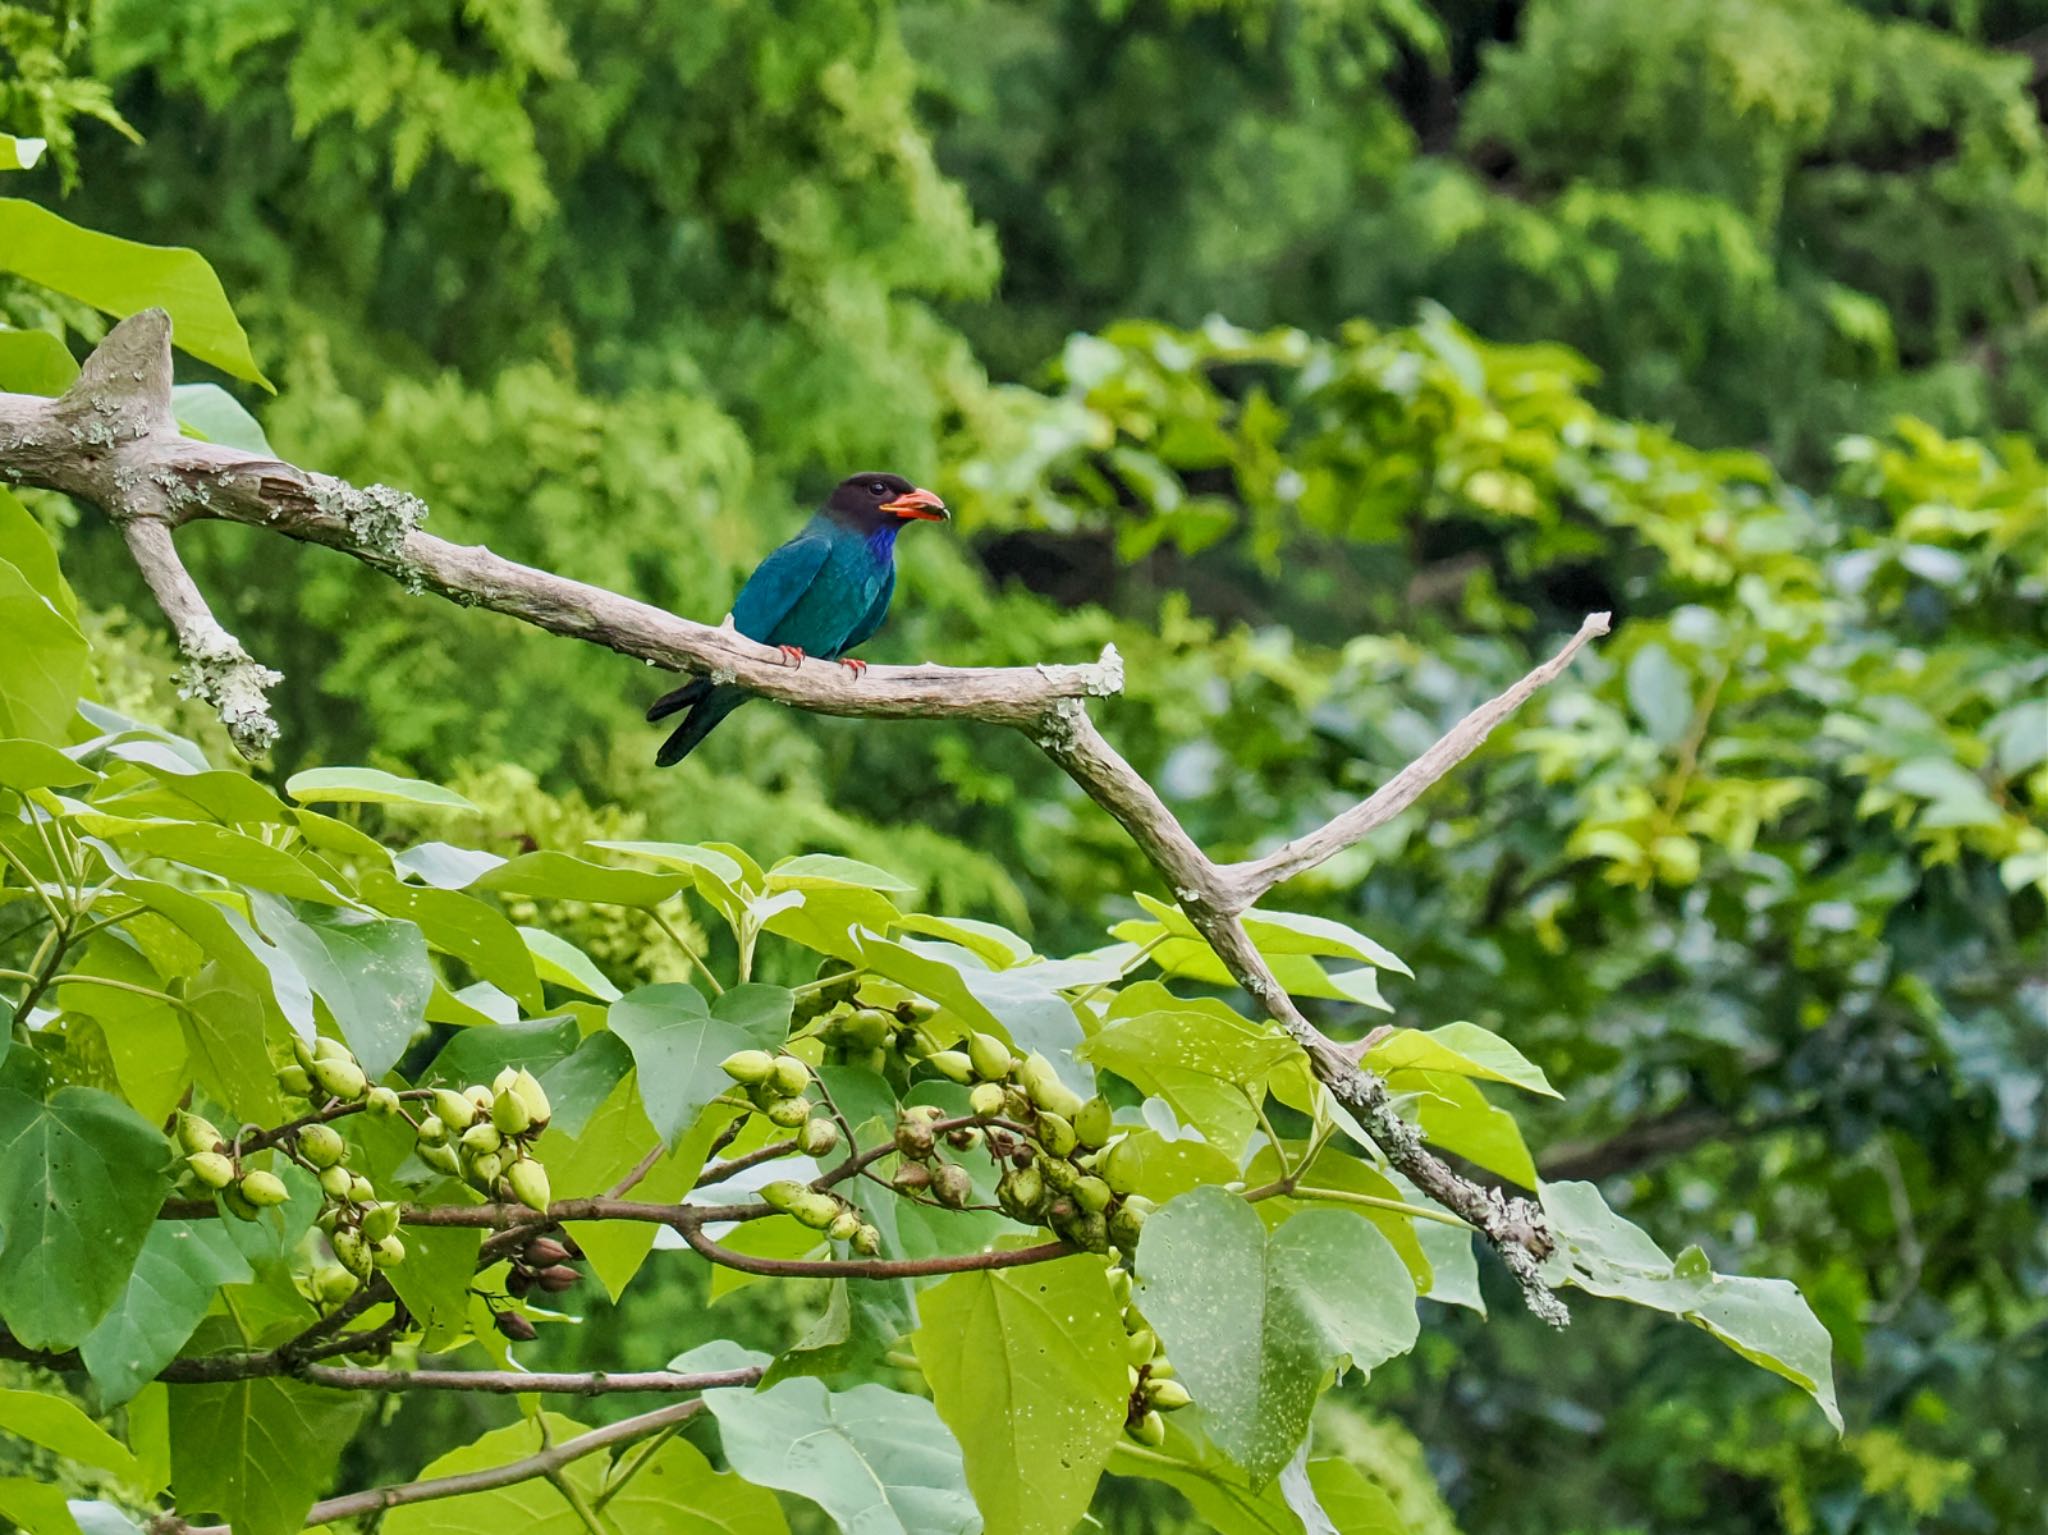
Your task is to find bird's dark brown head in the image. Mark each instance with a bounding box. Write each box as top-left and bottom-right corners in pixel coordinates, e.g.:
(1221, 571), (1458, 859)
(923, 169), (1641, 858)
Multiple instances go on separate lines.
(824, 472), (949, 527)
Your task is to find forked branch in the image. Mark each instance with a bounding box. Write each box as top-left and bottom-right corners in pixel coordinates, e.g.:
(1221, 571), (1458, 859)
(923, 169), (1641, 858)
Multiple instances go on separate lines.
(0, 310), (1607, 1323)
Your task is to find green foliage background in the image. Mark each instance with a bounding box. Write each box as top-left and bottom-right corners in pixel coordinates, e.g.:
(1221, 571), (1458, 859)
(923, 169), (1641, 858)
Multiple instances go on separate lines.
(1, 1), (2042, 1531)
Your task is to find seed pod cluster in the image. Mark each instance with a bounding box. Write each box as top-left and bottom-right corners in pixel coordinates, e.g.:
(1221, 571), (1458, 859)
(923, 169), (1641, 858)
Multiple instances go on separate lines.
(1106, 1266), (1188, 1445)
(409, 1064), (555, 1212)
(758, 1177), (883, 1253)
(947, 1034), (1151, 1258)
(504, 1232), (586, 1302)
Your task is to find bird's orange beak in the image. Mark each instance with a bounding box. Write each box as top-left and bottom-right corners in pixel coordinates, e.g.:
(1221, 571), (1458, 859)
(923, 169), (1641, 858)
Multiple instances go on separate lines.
(880, 487), (948, 521)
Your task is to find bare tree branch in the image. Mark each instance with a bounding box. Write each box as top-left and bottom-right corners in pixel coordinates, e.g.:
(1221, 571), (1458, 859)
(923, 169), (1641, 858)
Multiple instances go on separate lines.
(1, 310), (1609, 1323)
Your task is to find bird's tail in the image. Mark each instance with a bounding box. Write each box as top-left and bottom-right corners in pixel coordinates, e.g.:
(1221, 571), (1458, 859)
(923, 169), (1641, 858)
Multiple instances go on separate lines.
(653, 684), (749, 766)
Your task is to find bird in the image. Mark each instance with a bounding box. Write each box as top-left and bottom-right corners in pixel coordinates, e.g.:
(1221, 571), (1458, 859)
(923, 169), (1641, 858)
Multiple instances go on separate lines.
(647, 472), (949, 765)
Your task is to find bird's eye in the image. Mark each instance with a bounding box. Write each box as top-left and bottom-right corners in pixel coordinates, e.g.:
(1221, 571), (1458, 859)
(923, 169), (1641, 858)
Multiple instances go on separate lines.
(870, 482), (889, 497)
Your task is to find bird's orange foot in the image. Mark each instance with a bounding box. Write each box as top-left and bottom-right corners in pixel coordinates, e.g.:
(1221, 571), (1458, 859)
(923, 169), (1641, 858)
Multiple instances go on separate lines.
(776, 645), (806, 667)
(837, 658), (869, 679)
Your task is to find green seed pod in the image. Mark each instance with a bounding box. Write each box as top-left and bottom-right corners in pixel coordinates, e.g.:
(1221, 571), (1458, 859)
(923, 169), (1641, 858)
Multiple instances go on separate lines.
(365, 1086), (402, 1119)
(932, 1163), (974, 1209)
(1075, 1097), (1114, 1149)
(177, 1113), (224, 1156)
(298, 1123), (347, 1169)
(966, 1032), (1014, 1082)
(276, 1064), (313, 1096)
(331, 1227), (369, 1277)
(492, 1065), (521, 1096)
(852, 1224), (882, 1256)
(968, 1082), (1008, 1119)
(1132, 1410), (1168, 1448)
(467, 1150), (504, 1190)
(490, 1087), (533, 1137)
(790, 1193), (844, 1232)
(720, 1049), (777, 1086)
(896, 996), (940, 1023)
(346, 1174), (375, 1205)
(759, 1180), (807, 1213)
(312, 1057), (368, 1102)
(187, 1151), (235, 1189)
(239, 1170), (290, 1207)
(461, 1121), (503, 1156)
(997, 1163), (1046, 1221)
(371, 1234), (406, 1269)
(769, 1056), (811, 1099)
(1127, 1364), (1142, 1392)
(290, 1036), (320, 1073)
(1123, 1328), (1157, 1366)
(220, 1185), (262, 1222)
(1068, 1209), (1111, 1254)
(924, 1050), (974, 1085)
(841, 1008), (895, 1051)
(1074, 1175), (1113, 1214)
(893, 1162), (932, 1193)
(1002, 1086), (1035, 1121)
(313, 1264), (359, 1305)
(1102, 1137), (1143, 1196)
(1018, 1053), (1085, 1121)
(1107, 1267), (1133, 1307)
(318, 1165), (353, 1200)
(431, 1088), (479, 1131)
(767, 1095), (812, 1129)
(1109, 1196), (1153, 1252)
(1041, 1157), (1080, 1195)
(894, 1114), (936, 1160)
(312, 1035), (352, 1062)
(859, 1047), (890, 1074)
(507, 1158), (552, 1213)
(800, 1118), (840, 1157)
(1037, 1112), (1077, 1158)
(361, 1202), (401, 1243)
(1145, 1378), (1192, 1410)
(465, 1084), (495, 1111)
(1148, 1358), (1176, 1380)
(826, 1210), (862, 1243)
(415, 1113), (447, 1145)
(511, 1068), (552, 1127)
(418, 1140), (462, 1176)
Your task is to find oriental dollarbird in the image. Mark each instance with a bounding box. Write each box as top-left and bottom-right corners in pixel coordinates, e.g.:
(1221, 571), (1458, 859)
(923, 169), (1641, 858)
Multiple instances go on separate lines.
(648, 472), (949, 765)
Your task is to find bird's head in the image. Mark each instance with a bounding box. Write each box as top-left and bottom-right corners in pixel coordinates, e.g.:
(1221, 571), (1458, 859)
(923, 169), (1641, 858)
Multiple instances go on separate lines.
(825, 472), (949, 529)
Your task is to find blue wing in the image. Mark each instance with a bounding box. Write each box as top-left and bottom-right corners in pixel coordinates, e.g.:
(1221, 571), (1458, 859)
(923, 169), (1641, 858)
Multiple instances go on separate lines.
(729, 534), (833, 643)
(839, 562), (896, 654)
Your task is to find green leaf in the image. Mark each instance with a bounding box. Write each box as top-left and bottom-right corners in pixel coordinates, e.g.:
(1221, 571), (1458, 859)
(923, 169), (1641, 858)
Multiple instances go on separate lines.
(168, 1371), (362, 1532)
(915, 1256), (1131, 1535)
(535, 1030), (634, 1138)
(770, 853), (917, 892)
(78, 1220), (252, 1406)
(357, 870), (542, 1011)
(1361, 1022), (1559, 1099)
(856, 930), (1089, 1074)
(1386, 1069), (1537, 1188)
(475, 851), (689, 907)
(1539, 1181), (1841, 1430)
(56, 942), (189, 1127)
(1625, 642), (1693, 746)
(171, 383), (271, 455)
(896, 914), (1036, 968)
(1136, 1188), (1419, 1484)
(517, 927), (619, 1001)
(606, 983), (748, 1145)
(1243, 1144), (1431, 1293)
(0, 553), (88, 745)
(602, 1436), (792, 1534)
(1105, 1419), (1301, 1535)
(1304, 1458), (1407, 1534)
(1100, 1129), (1240, 1204)
(93, 822), (342, 905)
(0, 738), (93, 788)
(0, 327), (78, 396)
(426, 1013), (579, 1088)
(282, 766), (477, 812)
(0, 1479), (80, 1535)
(0, 1086), (172, 1349)
(0, 199), (268, 386)
(383, 1222), (483, 1345)
(1122, 894), (1411, 977)
(763, 1277), (907, 1386)
(1080, 1001), (1297, 1158)
(254, 897), (431, 1078)
(0, 1387), (140, 1480)
(703, 1376), (981, 1535)
(0, 135), (45, 171)
(383, 1414), (604, 1535)
(179, 964), (283, 1125)
(711, 982), (796, 1045)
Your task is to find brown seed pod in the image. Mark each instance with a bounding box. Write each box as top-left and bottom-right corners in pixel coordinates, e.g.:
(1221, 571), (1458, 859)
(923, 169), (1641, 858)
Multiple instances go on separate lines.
(525, 1237), (572, 1267)
(506, 1267), (534, 1296)
(535, 1264), (580, 1293)
(495, 1311), (538, 1342)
